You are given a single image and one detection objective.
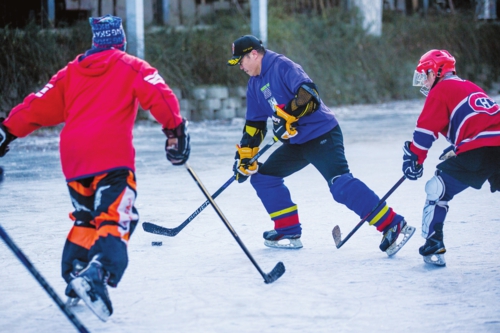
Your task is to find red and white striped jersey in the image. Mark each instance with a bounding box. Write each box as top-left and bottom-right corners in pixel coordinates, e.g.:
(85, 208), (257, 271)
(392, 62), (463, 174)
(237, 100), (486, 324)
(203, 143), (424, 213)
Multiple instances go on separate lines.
(410, 76), (500, 163)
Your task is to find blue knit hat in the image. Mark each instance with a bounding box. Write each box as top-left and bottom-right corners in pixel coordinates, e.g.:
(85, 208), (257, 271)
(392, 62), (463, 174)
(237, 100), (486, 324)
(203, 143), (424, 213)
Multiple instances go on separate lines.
(89, 15), (126, 51)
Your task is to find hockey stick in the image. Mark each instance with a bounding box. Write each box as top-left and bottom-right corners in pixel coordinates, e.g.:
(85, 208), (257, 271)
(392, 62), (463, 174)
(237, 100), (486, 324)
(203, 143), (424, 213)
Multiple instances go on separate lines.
(142, 135), (279, 237)
(0, 168), (89, 333)
(332, 175), (406, 249)
(184, 162), (285, 284)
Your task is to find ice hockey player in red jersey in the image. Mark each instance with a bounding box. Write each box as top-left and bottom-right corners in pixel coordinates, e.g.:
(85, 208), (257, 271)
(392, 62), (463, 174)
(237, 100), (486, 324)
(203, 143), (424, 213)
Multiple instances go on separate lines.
(403, 49), (500, 266)
(0, 15), (190, 321)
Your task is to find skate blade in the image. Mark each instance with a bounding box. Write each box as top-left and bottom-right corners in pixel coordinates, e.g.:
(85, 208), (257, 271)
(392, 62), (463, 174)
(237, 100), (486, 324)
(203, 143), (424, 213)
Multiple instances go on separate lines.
(264, 238), (303, 249)
(65, 297), (81, 307)
(423, 254), (446, 266)
(385, 224), (416, 257)
(70, 277), (111, 322)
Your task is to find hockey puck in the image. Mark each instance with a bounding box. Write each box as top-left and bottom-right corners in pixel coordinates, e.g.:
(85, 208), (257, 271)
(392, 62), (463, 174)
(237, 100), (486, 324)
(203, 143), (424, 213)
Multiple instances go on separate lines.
(151, 241), (162, 246)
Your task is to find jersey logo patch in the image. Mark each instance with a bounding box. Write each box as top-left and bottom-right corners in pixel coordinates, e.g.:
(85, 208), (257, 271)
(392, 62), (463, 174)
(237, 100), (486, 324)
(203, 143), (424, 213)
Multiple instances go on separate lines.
(468, 92), (500, 115)
(260, 83), (272, 99)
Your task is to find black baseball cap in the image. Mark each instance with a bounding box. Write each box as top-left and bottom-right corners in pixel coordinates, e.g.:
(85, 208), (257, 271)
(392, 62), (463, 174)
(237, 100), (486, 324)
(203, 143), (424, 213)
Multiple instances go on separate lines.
(227, 35), (263, 66)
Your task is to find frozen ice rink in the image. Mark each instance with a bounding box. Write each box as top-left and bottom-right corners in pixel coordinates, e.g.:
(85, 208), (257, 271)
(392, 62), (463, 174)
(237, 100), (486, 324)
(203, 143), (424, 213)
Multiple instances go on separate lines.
(1, 97), (499, 333)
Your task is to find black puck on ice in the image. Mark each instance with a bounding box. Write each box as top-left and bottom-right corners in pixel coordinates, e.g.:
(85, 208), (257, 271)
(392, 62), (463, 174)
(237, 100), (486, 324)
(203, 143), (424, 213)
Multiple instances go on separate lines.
(152, 241), (162, 246)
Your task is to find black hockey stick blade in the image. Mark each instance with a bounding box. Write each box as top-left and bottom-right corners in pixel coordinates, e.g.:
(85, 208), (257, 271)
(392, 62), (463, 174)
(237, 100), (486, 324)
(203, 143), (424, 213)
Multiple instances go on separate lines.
(142, 176), (235, 236)
(142, 221), (178, 236)
(264, 261), (286, 284)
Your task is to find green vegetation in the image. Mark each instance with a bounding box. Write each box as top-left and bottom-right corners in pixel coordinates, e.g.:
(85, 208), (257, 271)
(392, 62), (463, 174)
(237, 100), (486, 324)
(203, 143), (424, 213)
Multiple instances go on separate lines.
(1, 6), (499, 115)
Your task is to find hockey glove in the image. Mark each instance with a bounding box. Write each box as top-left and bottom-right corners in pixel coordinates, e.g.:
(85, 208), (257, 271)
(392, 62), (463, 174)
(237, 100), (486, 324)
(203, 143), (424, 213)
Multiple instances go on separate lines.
(402, 141), (423, 180)
(233, 145), (259, 183)
(0, 119), (16, 157)
(163, 118), (191, 166)
(272, 105), (298, 142)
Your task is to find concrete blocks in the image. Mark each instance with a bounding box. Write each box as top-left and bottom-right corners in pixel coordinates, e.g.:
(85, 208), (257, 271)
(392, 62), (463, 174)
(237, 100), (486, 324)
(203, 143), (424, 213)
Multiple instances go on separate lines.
(146, 85), (246, 122)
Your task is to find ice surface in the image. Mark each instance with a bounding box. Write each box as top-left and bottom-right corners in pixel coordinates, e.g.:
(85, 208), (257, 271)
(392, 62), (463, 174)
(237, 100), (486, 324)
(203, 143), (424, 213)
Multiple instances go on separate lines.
(1, 98), (499, 333)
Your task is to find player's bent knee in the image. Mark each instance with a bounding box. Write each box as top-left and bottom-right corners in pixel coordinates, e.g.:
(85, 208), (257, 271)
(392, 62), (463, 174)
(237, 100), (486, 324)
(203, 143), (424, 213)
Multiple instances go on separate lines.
(425, 173), (445, 202)
(329, 173), (353, 202)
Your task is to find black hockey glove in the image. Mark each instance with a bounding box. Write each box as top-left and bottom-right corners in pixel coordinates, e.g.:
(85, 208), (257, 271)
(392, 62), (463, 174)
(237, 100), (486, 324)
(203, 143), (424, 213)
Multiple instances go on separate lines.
(272, 105), (298, 142)
(0, 119), (16, 157)
(402, 141), (423, 180)
(233, 145), (259, 183)
(163, 118), (190, 166)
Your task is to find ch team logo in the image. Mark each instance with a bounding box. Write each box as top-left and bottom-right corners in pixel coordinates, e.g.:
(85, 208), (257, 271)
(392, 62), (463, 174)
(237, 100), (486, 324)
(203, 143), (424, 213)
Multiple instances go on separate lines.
(468, 92), (500, 115)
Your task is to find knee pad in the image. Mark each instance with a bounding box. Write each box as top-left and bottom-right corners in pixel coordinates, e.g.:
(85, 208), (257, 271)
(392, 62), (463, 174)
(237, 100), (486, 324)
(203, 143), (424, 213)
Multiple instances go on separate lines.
(330, 173), (355, 205)
(422, 173), (449, 239)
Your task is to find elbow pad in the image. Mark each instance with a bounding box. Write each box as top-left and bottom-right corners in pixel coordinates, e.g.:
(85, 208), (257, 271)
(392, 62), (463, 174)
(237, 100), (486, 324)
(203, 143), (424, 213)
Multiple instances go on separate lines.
(284, 82), (321, 118)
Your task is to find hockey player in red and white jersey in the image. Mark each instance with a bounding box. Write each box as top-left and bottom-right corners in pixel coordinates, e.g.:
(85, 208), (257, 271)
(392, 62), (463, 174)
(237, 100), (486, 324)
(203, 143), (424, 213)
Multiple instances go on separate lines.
(403, 49), (500, 266)
(0, 15), (190, 321)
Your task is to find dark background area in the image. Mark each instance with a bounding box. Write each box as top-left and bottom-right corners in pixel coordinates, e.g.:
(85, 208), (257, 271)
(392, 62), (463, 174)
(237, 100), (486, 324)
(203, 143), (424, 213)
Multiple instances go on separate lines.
(1, 1), (499, 115)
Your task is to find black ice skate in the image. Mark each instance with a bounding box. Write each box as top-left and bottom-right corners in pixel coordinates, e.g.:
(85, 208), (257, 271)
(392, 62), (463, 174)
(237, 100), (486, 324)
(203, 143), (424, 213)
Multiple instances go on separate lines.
(263, 230), (303, 249)
(69, 255), (113, 322)
(420, 223), (446, 266)
(379, 220), (415, 256)
(419, 237), (446, 266)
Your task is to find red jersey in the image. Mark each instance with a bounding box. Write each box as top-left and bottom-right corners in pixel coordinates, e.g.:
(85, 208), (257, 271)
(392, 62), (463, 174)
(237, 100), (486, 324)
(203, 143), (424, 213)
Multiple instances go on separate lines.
(410, 76), (500, 164)
(4, 49), (182, 181)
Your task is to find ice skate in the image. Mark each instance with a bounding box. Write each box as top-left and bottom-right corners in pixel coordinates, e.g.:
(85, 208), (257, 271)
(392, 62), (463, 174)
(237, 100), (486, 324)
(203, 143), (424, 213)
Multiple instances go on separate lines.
(69, 255), (113, 322)
(65, 259), (87, 307)
(263, 230), (303, 249)
(420, 237), (446, 266)
(379, 220), (415, 256)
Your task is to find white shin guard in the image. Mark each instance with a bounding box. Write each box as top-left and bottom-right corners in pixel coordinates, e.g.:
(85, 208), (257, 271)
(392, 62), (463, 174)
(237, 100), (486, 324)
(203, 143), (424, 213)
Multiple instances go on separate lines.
(422, 174), (448, 239)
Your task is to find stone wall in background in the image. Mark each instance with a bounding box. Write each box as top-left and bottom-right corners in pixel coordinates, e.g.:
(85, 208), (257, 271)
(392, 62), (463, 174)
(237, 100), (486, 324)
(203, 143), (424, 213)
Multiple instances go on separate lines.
(148, 85), (248, 122)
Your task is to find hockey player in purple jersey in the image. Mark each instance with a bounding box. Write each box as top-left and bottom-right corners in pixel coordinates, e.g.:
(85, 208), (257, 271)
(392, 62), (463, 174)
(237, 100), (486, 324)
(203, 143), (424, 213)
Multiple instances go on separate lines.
(227, 35), (415, 255)
(403, 49), (500, 266)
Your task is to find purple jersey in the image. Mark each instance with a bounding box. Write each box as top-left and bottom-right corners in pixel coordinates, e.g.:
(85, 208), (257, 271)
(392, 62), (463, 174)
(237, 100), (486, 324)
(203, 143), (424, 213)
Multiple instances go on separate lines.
(245, 50), (338, 144)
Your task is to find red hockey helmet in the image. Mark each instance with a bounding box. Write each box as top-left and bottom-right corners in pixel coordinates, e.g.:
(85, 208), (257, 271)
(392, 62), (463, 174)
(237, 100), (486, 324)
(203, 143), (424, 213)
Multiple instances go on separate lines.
(416, 49), (456, 78)
(413, 50), (456, 96)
